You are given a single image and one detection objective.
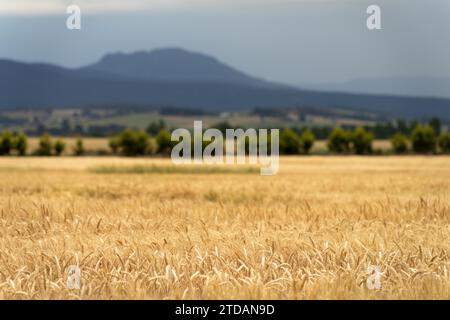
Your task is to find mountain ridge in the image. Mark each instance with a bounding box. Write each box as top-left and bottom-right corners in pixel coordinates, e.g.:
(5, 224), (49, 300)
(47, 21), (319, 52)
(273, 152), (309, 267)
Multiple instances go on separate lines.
(302, 76), (450, 100)
(81, 47), (280, 88)
(1, 48), (450, 120)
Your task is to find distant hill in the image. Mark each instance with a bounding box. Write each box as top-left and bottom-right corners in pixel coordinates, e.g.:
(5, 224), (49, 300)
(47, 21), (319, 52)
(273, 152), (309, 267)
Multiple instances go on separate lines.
(302, 76), (450, 100)
(1, 48), (450, 120)
(83, 48), (277, 88)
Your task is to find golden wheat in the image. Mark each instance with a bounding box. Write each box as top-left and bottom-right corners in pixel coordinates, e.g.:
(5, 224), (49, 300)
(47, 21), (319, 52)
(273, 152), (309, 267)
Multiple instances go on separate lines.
(0, 156), (449, 299)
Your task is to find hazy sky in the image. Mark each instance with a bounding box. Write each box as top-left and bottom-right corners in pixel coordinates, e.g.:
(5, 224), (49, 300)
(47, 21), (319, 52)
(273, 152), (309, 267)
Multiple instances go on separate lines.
(1, 0), (449, 85)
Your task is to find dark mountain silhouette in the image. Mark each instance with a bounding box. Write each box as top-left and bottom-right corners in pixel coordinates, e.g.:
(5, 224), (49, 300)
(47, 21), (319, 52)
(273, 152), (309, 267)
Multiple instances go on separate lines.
(1, 48), (450, 120)
(83, 48), (278, 88)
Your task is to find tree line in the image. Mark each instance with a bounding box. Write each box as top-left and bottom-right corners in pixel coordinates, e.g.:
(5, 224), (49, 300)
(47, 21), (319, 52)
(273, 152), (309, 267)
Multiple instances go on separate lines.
(0, 131), (84, 156)
(326, 125), (450, 155)
(0, 123), (449, 156)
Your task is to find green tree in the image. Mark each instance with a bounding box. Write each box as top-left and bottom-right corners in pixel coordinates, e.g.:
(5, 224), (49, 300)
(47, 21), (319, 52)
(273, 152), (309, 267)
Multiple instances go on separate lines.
(327, 128), (351, 153)
(351, 127), (374, 155)
(109, 136), (120, 155)
(300, 130), (315, 154)
(14, 132), (28, 156)
(0, 130), (13, 155)
(146, 119), (167, 135)
(409, 120), (419, 133)
(156, 129), (173, 154)
(118, 129), (136, 156)
(428, 117), (442, 135)
(390, 133), (408, 154)
(73, 138), (85, 156)
(54, 139), (66, 156)
(410, 125), (437, 154)
(438, 132), (450, 153)
(111, 129), (151, 156)
(147, 138), (157, 155)
(120, 129), (136, 156)
(280, 128), (300, 155)
(37, 134), (53, 156)
(396, 119), (409, 135)
(133, 131), (150, 155)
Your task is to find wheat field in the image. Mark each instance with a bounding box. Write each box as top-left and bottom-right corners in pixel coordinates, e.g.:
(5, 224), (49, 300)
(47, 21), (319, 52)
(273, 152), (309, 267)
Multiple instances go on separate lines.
(0, 156), (448, 299)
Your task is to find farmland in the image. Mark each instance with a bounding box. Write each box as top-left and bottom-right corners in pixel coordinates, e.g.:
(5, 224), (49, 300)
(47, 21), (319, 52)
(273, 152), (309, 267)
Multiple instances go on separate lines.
(0, 156), (449, 299)
(24, 137), (393, 156)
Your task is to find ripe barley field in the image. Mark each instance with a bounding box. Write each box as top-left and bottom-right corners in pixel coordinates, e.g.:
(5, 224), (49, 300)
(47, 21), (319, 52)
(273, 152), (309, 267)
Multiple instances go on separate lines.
(0, 156), (449, 299)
